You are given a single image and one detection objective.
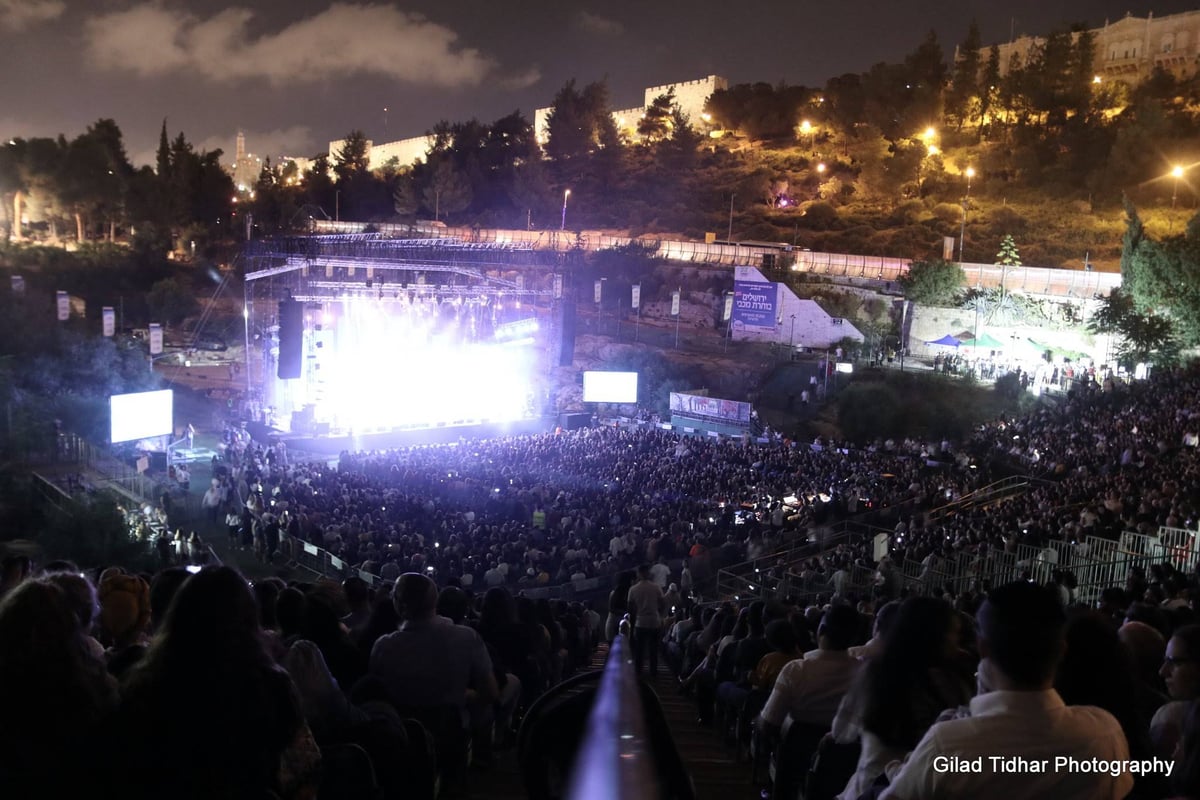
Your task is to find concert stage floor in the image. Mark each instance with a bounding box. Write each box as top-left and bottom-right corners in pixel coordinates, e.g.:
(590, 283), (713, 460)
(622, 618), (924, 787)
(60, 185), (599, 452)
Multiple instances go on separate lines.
(271, 417), (556, 455)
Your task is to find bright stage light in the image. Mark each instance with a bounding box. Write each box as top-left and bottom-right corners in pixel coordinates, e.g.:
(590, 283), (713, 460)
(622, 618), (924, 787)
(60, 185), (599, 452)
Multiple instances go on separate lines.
(277, 293), (540, 432)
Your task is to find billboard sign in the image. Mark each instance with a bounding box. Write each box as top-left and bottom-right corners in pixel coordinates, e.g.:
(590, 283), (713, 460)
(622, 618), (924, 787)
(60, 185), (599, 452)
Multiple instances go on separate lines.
(669, 392), (752, 425)
(732, 281), (777, 330)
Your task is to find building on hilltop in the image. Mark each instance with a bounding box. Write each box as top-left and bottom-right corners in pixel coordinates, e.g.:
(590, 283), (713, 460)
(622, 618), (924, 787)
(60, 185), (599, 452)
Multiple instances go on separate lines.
(533, 74), (727, 145)
(984, 9), (1200, 83)
(231, 131), (263, 193)
(327, 74), (727, 170)
(327, 134), (437, 175)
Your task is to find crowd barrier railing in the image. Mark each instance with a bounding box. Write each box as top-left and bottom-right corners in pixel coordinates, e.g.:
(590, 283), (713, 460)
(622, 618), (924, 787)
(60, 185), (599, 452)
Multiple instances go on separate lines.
(566, 633), (661, 800)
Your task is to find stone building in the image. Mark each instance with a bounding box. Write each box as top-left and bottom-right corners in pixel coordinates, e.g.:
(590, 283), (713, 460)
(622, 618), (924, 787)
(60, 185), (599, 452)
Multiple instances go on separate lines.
(986, 9), (1200, 83)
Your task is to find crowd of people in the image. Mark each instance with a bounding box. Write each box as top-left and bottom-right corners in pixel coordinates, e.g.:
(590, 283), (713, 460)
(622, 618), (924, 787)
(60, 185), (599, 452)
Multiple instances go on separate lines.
(0, 554), (606, 799)
(10, 356), (1200, 797)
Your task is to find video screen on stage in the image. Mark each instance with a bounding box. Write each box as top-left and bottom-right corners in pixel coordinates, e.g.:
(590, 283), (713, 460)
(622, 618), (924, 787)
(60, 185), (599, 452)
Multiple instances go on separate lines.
(110, 389), (173, 444)
(583, 371), (638, 403)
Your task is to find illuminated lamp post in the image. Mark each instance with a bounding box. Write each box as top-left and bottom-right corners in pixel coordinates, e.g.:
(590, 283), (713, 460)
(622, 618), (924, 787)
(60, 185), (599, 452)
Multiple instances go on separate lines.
(1171, 166), (1185, 232)
(560, 189), (571, 231)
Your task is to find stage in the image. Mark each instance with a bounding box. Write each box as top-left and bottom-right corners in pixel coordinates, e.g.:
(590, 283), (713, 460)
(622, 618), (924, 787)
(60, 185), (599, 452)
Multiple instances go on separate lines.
(259, 416), (557, 455)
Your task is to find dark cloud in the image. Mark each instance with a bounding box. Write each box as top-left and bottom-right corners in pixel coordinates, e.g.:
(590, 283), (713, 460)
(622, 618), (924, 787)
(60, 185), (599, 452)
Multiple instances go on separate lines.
(0, 0), (64, 30)
(84, 2), (521, 88)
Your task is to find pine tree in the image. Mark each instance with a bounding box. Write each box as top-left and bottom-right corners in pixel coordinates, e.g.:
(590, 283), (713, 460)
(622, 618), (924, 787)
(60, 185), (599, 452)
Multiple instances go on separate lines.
(996, 234), (1021, 266)
(156, 120), (171, 180)
(979, 45), (1001, 131)
(948, 21), (982, 128)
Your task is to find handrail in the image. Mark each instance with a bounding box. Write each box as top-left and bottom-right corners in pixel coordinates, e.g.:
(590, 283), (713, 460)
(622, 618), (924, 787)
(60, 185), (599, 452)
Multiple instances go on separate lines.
(566, 632), (659, 800)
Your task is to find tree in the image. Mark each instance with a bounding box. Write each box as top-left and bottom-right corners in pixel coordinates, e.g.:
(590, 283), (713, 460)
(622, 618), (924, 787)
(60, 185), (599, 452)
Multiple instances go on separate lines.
(947, 21), (982, 128)
(703, 82), (809, 140)
(1088, 287), (1181, 370)
(638, 89), (676, 143)
(333, 131), (371, 182)
(979, 45), (1001, 129)
(423, 160), (473, 221)
(900, 259), (965, 305)
(1120, 200), (1200, 344)
(544, 79), (619, 160)
(146, 277), (200, 327)
(995, 235), (1021, 266)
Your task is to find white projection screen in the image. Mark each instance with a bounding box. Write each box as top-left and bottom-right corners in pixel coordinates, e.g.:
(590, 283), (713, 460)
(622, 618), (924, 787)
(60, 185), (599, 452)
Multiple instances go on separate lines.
(110, 390), (174, 443)
(582, 371), (638, 403)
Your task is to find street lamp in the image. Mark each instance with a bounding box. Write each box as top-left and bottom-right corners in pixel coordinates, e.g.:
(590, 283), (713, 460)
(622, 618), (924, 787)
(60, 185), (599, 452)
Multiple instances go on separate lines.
(560, 189), (570, 231)
(961, 166), (980, 357)
(1172, 165), (1184, 210)
(800, 120), (814, 151)
(959, 167), (975, 265)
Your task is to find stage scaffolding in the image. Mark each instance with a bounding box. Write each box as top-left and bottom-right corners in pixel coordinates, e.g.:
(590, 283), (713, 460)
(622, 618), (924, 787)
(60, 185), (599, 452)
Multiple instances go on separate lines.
(241, 234), (574, 434)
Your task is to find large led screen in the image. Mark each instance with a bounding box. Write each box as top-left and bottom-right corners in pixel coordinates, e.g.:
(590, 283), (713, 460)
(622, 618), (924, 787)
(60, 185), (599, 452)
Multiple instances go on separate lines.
(582, 371), (638, 403)
(110, 389), (174, 443)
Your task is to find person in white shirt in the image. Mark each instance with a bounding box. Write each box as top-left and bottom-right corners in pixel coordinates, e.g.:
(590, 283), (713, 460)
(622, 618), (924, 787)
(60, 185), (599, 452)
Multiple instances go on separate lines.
(759, 604), (863, 731)
(627, 564), (667, 677)
(649, 557), (671, 589)
(880, 582), (1133, 800)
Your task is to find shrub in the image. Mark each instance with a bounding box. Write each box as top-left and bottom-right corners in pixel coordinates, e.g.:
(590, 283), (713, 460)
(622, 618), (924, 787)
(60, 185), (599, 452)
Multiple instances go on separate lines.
(892, 199), (926, 225)
(988, 206), (1029, 234)
(801, 201), (839, 230)
(932, 203), (963, 224)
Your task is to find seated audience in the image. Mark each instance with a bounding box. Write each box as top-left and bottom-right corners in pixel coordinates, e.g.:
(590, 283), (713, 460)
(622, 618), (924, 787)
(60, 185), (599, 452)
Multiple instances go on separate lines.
(880, 582), (1133, 800)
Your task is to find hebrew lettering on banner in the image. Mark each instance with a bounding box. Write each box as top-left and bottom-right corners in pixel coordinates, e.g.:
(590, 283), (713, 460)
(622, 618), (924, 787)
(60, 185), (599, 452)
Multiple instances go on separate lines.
(732, 281), (778, 330)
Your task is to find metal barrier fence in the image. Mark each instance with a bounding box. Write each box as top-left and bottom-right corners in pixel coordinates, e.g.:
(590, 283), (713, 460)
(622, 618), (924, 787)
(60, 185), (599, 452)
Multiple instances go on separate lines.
(766, 531), (1190, 608)
(311, 220), (1122, 300)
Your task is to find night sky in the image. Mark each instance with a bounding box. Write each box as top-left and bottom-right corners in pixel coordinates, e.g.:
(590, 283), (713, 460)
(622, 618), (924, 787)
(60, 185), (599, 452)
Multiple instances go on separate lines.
(2, 0), (1198, 166)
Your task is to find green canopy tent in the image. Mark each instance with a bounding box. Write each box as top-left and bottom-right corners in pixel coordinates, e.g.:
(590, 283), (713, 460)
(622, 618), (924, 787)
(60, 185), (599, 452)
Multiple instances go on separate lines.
(958, 332), (1005, 350)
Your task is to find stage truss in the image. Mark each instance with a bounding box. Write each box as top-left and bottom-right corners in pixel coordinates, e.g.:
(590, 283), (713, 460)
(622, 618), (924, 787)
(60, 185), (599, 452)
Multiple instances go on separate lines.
(242, 233), (575, 435)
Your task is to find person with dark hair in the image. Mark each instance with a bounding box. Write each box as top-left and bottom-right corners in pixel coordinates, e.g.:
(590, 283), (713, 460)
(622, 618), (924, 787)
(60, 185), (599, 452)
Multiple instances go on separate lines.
(300, 592), (367, 691)
(881, 582), (1132, 800)
(759, 603), (864, 732)
(834, 596), (972, 800)
(1057, 610), (1163, 798)
(0, 579), (117, 796)
(606, 570), (634, 641)
(112, 566), (320, 800)
(1169, 700), (1200, 800)
(355, 590), (399, 656)
(148, 567), (190, 633)
(478, 586), (544, 707)
(1154, 624), (1200, 758)
(849, 599), (902, 660)
(368, 573), (497, 717)
(341, 576), (372, 637)
(437, 585), (471, 625)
